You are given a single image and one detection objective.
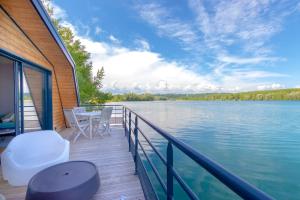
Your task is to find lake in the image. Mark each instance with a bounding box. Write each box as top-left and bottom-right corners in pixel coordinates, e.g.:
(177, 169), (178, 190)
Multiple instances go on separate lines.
(122, 101), (300, 200)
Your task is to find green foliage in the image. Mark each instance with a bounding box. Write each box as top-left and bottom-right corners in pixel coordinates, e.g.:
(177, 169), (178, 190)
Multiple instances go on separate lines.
(88, 91), (113, 104)
(111, 93), (156, 102)
(94, 67), (104, 89)
(158, 88), (300, 101)
(44, 0), (112, 104)
(109, 88), (300, 102)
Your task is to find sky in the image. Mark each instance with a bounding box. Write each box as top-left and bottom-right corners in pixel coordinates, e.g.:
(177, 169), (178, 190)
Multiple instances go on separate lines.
(49, 0), (300, 94)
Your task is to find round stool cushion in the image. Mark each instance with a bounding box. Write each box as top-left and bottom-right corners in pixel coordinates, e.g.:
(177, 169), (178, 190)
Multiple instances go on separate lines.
(26, 161), (100, 200)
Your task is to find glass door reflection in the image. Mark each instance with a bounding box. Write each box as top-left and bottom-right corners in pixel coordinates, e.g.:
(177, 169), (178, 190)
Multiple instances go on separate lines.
(22, 65), (45, 132)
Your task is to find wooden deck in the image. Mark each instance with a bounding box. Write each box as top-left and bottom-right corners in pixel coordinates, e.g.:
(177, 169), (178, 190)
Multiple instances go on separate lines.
(0, 126), (145, 200)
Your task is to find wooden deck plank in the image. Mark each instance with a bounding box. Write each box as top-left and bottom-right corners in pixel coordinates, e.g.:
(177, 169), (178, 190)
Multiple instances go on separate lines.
(0, 127), (145, 200)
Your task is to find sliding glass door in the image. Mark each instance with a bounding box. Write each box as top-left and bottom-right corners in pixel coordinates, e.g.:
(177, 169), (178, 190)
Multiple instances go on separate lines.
(18, 63), (52, 133)
(0, 50), (52, 135)
(22, 65), (44, 131)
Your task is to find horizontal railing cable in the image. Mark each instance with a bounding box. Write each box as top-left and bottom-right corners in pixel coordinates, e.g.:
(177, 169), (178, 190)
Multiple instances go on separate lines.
(137, 127), (167, 165)
(171, 168), (199, 200)
(138, 140), (167, 193)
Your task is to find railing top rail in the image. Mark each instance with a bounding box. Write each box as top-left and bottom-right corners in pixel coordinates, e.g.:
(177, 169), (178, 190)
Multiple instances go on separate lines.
(81, 104), (124, 107)
(124, 106), (273, 200)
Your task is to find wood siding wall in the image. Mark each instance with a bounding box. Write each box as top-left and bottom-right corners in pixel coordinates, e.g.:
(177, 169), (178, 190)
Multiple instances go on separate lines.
(0, 5), (76, 131)
(0, 0), (78, 109)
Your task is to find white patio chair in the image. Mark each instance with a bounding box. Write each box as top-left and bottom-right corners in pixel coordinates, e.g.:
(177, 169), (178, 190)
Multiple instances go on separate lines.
(64, 109), (89, 142)
(1, 130), (69, 186)
(73, 107), (86, 113)
(93, 107), (113, 136)
(73, 107), (88, 122)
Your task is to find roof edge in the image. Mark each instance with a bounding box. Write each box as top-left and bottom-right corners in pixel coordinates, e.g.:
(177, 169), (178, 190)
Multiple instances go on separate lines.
(30, 0), (80, 105)
(31, 0), (75, 68)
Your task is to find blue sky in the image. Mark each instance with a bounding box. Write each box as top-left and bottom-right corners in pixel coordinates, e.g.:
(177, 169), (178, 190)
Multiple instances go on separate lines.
(49, 0), (300, 93)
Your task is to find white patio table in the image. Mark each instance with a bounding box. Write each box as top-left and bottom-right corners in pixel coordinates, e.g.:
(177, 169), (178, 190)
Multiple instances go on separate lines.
(75, 112), (101, 139)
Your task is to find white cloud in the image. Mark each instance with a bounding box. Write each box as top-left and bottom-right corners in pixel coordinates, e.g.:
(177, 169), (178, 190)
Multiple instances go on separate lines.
(47, 1), (67, 19)
(42, 0), (77, 35)
(188, 0), (297, 56)
(136, 3), (200, 51)
(95, 26), (102, 35)
(135, 0), (297, 86)
(135, 39), (150, 51)
(61, 21), (77, 34)
(79, 37), (216, 93)
(229, 70), (285, 79)
(136, 1), (297, 60)
(108, 35), (120, 44)
(257, 83), (285, 91)
(79, 34), (286, 93)
(217, 55), (282, 65)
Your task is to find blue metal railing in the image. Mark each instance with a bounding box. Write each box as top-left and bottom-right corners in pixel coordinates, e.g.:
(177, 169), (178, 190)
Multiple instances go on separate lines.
(123, 106), (273, 200)
(82, 104), (273, 199)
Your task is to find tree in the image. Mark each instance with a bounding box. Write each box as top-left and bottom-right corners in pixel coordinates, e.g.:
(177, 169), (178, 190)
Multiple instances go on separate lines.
(94, 67), (104, 90)
(43, 0), (111, 103)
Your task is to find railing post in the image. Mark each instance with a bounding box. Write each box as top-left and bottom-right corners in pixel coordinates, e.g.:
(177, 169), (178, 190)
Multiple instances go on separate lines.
(114, 106), (116, 124)
(128, 112), (131, 152)
(167, 142), (173, 200)
(134, 115), (138, 174)
(124, 107), (127, 136)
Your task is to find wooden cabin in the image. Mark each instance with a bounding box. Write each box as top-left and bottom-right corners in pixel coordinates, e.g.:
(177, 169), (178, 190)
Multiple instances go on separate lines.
(0, 0), (79, 135)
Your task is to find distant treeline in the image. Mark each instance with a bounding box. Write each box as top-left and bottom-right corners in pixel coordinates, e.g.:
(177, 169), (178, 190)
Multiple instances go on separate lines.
(110, 88), (300, 101)
(112, 93), (158, 101)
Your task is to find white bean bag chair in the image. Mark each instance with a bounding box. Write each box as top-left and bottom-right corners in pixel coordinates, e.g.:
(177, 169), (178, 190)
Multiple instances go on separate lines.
(1, 130), (69, 186)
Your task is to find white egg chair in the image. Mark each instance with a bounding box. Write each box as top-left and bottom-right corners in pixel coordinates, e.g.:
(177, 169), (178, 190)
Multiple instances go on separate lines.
(1, 130), (69, 186)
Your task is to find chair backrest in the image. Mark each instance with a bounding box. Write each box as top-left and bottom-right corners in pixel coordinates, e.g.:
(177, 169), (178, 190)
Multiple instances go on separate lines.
(99, 107), (113, 123)
(64, 109), (80, 129)
(73, 107), (86, 114)
(7, 130), (65, 159)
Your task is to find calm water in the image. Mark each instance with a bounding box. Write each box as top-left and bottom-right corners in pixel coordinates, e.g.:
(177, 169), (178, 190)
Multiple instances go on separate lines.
(122, 101), (300, 200)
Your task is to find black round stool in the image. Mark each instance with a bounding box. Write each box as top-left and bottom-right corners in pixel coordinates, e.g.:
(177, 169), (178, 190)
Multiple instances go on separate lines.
(26, 161), (100, 200)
